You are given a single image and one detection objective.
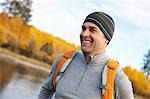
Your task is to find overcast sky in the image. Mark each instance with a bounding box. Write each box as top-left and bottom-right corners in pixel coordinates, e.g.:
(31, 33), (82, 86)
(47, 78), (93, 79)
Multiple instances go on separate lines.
(1, 0), (150, 70)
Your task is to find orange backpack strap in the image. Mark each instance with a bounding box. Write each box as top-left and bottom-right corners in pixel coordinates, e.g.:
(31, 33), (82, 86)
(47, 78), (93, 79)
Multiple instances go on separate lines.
(102, 59), (119, 99)
(52, 50), (75, 90)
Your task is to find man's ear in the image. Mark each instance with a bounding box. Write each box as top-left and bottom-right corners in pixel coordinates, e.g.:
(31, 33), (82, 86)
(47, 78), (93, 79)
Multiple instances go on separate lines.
(105, 40), (109, 45)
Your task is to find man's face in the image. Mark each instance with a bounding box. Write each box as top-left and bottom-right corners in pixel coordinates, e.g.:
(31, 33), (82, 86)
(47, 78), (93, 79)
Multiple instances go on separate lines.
(80, 22), (108, 56)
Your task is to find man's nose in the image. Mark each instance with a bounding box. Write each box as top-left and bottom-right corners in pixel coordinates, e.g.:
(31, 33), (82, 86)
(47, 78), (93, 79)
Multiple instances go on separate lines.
(81, 30), (90, 37)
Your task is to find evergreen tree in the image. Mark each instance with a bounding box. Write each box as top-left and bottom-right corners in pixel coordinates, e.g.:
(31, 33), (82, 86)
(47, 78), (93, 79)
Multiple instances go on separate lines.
(142, 49), (150, 77)
(0, 0), (32, 23)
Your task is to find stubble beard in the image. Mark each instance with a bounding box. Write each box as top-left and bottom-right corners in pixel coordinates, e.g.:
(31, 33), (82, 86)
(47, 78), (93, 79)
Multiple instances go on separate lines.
(81, 41), (95, 54)
(80, 35), (95, 54)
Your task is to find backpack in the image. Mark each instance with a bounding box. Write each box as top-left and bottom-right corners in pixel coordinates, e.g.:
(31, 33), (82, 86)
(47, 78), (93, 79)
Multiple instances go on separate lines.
(52, 50), (119, 99)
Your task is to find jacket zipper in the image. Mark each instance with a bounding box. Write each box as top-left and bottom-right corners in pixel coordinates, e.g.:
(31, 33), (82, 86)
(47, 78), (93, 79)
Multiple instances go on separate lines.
(75, 65), (88, 91)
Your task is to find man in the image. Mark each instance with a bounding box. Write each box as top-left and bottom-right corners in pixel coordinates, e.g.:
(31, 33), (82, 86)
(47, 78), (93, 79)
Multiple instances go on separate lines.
(38, 12), (134, 99)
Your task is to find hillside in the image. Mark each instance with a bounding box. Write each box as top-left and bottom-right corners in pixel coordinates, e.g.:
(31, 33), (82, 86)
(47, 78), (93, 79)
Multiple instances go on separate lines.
(0, 12), (80, 65)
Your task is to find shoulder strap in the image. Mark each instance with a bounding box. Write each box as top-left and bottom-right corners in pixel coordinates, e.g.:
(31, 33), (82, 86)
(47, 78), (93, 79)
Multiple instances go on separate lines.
(101, 59), (119, 99)
(52, 50), (76, 90)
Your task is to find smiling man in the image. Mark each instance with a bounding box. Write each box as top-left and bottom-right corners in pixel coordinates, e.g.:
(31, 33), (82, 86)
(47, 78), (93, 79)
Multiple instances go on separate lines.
(80, 22), (108, 56)
(38, 12), (134, 99)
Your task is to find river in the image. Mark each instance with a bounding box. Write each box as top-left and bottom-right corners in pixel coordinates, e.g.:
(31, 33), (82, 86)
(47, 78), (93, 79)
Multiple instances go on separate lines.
(0, 72), (45, 99)
(0, 62), (48, 99)
(0, 50), (50, 99)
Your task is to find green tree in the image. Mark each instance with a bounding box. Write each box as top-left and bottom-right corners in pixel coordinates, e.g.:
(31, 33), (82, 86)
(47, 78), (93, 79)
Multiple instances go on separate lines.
(142, 49), (150, 77)
(0, 0), (32, 23)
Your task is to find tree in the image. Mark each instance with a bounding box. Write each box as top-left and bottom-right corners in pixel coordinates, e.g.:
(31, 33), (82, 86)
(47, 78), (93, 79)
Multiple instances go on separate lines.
(0, 0), (32, 23)
(40, 42), (53, 56)
(142, 49), (150, 77)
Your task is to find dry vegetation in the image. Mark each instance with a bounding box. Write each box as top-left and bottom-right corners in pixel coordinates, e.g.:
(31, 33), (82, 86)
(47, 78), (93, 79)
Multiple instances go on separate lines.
(123, 67), (150, 98)
(0, 47), (50, 77)
(0, 12), (80, 65)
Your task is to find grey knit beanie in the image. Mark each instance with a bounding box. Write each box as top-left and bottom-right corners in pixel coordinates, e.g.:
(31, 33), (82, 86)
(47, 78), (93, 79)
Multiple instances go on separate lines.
(83, 12), (115, 43)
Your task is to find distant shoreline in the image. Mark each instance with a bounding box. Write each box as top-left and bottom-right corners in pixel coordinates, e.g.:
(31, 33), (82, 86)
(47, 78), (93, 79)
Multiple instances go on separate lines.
(0, 47), (50, 78)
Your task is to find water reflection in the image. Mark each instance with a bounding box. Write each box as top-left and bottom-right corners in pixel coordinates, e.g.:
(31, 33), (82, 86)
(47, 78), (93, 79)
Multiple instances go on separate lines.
(0, 72), (44, 99)
(0, 57), (49, 99)
(0, 60), (15, 92)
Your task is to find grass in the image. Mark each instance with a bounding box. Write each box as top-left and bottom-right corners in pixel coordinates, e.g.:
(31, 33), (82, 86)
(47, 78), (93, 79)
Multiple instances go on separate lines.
(0, 47), (51, 78)
(135, 94), (149, 99)
(0, 47), (51, 69)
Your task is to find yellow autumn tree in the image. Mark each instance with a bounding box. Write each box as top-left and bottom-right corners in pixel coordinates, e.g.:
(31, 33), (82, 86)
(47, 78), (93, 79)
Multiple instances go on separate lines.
(0, 13), (17, 48)
(0, 12), (10, 29)
(123, 66), (150, 98)
(0, 12), (80, 65)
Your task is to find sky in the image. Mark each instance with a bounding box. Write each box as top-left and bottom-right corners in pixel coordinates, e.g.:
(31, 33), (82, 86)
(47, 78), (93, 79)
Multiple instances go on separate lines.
(1, 0), (150, 70)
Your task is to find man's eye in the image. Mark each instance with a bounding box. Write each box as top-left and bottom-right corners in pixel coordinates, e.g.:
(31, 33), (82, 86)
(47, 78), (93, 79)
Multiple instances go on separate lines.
(90, 29), (96, 32)
(82, 27), (86, 31)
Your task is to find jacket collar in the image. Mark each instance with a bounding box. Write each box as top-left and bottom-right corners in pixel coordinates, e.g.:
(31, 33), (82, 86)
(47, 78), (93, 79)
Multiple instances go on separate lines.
(84, 51), (110, 65)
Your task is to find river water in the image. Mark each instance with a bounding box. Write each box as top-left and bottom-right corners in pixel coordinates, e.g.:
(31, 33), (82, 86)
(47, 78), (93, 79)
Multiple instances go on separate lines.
(0, 72), (45, 99)
(0, 58), (49, 99)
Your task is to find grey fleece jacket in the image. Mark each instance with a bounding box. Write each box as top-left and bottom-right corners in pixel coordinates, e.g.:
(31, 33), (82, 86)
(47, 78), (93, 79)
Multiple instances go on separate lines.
(38, 51), (134, 99)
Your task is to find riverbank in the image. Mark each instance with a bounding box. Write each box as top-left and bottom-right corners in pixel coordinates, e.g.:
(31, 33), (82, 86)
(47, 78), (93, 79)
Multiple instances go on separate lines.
(0, 47), (50, 78)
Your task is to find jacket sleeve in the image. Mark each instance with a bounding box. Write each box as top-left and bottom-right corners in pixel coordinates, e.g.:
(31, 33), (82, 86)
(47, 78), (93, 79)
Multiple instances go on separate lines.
(38, 55), (63, 99)
(115, 68), (134, 99)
